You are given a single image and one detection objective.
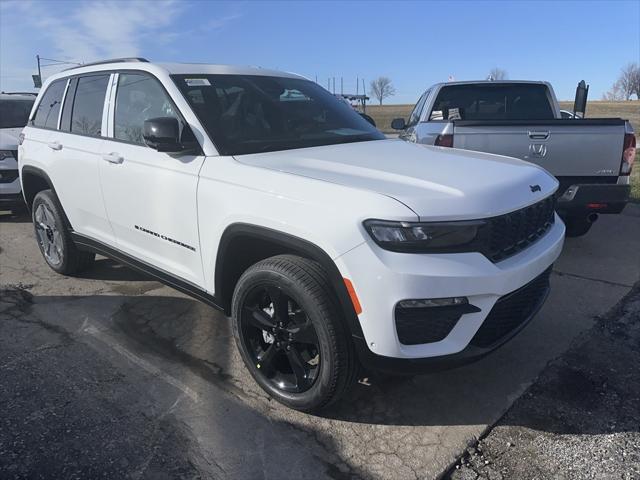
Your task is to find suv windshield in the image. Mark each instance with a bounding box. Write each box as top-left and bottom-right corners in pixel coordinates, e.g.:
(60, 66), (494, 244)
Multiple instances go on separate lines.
(0, 98), (35, 129)
(430, 84), (555, 121)
(173, 74), (384, 155)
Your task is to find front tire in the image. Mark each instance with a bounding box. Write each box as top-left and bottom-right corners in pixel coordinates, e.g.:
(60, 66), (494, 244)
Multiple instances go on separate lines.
(231, 254), (356, 412)
(32, 190), (95, 275)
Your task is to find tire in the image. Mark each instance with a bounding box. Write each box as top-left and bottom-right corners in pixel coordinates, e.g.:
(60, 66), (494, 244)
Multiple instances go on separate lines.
(564, 217), (593, 237)
(32, 189), (95, 275)
(231, 254), (357, 412)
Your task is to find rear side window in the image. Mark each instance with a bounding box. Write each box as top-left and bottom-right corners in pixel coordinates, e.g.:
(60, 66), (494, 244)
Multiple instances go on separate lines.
(431, 84), (554, 121)
(114, 73), (179, 144)
(70, 74), (110, 137)
(31, 80), (66, 129)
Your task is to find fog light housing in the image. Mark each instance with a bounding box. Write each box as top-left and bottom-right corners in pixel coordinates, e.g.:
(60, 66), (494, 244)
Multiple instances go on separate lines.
(395, 297), (481, 345)
(398, 296), (471, 309)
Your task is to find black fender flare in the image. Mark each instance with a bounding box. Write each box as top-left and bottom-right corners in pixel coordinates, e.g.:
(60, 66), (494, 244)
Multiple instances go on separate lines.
(214, 223), (365, 341)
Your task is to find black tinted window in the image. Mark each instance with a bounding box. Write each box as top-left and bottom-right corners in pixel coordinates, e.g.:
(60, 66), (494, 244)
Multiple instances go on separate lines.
(173, 74), (383, 155)
(71, 75), (109, 136)
(115, 73), (179, 144)
(407, 92), (428, 127)
(32, 80), (66, 129)
(431, 84), (554, 121)
(0, 98), (35, 129)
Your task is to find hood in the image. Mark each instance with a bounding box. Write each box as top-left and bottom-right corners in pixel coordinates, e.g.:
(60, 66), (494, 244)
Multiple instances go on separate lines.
(0, 128), (23, 149)
(235, 139), (558, 221)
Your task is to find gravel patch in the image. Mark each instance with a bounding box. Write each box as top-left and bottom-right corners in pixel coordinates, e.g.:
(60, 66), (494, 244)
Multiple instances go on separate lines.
(448, 282), (640, 480)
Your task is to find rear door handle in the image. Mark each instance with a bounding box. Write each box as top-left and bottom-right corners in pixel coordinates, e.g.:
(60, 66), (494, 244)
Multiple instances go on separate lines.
(47, 141), (63, 151)
(528, 130), (550, 140)
(102, 152), (124, 164)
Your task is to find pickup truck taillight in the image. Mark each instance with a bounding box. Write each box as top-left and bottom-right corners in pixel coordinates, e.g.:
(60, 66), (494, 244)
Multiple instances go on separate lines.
(620, 133), (636, 176)
(435, 134), (453, 148)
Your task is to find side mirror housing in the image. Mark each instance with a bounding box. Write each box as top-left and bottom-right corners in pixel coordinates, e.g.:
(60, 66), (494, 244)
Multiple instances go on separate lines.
(391, 118), (406, 130)
(143, 117), (184, 153)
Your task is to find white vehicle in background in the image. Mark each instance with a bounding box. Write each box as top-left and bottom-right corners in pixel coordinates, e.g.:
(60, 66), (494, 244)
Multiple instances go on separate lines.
(0, 92), (36, 212)
(19, 59), (564, 411)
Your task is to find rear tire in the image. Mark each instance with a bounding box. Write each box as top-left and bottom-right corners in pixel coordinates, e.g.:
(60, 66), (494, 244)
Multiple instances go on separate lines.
(231, 254), (356, 412)
(32, 190), (95, 275)
(564, 217), (593, 237)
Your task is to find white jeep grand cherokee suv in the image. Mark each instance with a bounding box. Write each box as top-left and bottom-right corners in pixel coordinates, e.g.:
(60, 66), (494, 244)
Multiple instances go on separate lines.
(19, 59), (564, 411)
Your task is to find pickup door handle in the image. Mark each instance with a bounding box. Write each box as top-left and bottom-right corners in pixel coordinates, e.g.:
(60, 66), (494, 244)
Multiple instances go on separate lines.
(102, 152), (124, 164)
(528, 130), (550, 140)
(47, 141), (63, 151)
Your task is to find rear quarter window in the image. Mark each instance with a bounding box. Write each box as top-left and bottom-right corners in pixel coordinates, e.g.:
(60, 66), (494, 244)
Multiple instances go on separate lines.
(431, 84), (555, 121)
(31, 80), (67, 129)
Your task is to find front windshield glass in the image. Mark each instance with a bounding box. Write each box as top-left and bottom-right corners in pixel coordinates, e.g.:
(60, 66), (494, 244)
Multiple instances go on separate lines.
(0, 99), (35, 129)
(172, 74), (384, 155)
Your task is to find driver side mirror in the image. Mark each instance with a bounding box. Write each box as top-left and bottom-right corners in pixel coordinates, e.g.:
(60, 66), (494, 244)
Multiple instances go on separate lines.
(143, 117), (190, 153)
(391, 118), (406, 130)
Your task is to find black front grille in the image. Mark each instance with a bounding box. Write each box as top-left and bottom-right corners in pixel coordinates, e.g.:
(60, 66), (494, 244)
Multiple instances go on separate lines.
(0, 169), (18, 184)
(470, 268), (551, 348)
(485, 196), (555, 262)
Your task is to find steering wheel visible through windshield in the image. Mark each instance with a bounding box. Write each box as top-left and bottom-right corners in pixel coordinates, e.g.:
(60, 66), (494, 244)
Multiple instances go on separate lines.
(172, 74), (384, 155)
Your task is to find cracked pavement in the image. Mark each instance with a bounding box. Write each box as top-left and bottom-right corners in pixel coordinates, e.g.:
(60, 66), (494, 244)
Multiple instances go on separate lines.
(1, 204), (639, 479)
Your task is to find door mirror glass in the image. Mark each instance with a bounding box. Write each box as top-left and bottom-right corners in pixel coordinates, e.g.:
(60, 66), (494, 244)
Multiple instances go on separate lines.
(143, 117), (183, 152)
(391, 118), (406, 130)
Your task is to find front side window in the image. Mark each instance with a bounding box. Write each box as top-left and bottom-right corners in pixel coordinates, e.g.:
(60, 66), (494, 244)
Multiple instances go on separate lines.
(70, 74), (110, 137)
(0, 98), (35, 129)
(32, 80), (66, 129)
(407, 92), (428, 127)
(114, 73), (179, 144)
(430, 84), (554, 121)
(172, 74), (384, 155)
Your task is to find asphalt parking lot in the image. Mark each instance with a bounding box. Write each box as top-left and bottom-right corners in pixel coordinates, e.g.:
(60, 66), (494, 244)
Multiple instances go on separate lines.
(1, 205), (639, 480)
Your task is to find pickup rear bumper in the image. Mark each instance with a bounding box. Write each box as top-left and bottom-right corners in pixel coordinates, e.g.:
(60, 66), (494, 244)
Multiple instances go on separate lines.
(556, 183), (630, 215)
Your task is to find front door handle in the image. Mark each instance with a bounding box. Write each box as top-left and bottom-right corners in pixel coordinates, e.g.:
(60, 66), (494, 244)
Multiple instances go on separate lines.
(102, 152), (124, 164)
(528, 130), (550, 140)
(47, 141), (63, 151)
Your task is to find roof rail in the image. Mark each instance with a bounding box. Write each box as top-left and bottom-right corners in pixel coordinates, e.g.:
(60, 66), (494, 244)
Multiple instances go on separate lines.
(1, 91), (38, 96)
(64, 57), (149, 71)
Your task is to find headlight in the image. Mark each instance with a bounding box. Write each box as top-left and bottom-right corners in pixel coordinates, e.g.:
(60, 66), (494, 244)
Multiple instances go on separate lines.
(363, 219), (483, 253)
(0, 150), (15, 161)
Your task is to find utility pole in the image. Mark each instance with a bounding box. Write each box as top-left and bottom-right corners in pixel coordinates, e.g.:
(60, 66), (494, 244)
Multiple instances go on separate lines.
(36, 55), (42, 81)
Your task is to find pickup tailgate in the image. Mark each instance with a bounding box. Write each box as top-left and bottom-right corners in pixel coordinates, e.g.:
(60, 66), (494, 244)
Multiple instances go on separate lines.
(451, 119), (626, 178)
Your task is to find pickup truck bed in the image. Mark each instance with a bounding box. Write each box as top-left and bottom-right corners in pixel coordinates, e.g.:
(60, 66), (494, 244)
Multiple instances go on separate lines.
(451, 118), (630, 216)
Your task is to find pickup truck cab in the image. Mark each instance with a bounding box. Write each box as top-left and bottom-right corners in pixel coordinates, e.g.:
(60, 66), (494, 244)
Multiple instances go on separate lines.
(19, 60), (564, 411)
(392, 81), (636, 236)
(0, 92), (35, 212)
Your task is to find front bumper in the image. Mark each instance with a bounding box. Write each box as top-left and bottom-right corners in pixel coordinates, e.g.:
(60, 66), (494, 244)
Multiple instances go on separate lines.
(335, 215), (565, 371)
(557, 183), (630, 215)
(0, 154), (23, 209)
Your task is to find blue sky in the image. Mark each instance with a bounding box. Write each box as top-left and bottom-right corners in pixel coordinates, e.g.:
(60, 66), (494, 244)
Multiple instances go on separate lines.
(1, 0), (638, 103)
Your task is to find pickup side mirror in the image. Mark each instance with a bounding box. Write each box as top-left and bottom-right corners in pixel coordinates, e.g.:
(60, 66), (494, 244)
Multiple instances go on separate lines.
(391, 118), (406, 130)
(143, 117), (184, 153)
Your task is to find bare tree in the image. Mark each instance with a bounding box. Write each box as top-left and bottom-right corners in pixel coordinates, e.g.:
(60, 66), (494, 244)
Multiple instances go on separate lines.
(602, 80), (625, 101)
(488, 67), (508, 81)
(618, 62), (639, 100)
(604, 63), (640, 100)
(369, 77), (396, 105)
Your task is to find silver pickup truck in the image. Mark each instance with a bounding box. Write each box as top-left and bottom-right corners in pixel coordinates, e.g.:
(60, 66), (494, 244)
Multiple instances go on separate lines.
(392, 81), (636, 236)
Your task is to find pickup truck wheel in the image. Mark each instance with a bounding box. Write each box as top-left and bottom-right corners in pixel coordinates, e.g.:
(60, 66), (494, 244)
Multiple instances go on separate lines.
(564, 217), (593, 237)
(232, 254), (356, 412)
(32, 190), (95, 275)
